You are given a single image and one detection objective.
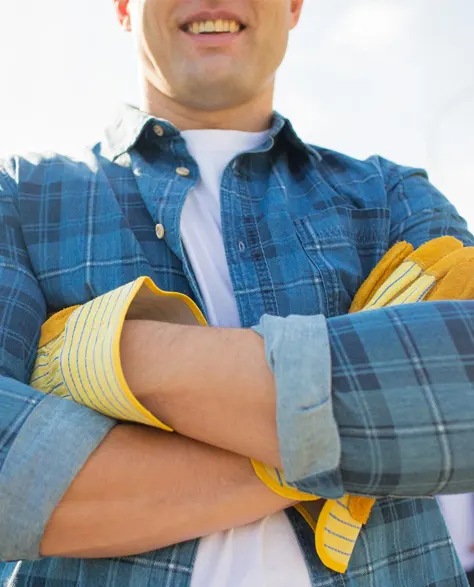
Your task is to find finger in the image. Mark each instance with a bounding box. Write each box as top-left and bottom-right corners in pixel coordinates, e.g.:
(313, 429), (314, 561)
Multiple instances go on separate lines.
(349, 241), (412, 313)
(362, 236), (463, 311)
(426, 259), (474, 301)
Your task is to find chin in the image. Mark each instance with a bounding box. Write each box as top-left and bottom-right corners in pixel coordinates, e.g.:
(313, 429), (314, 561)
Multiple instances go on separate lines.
(183, 69), (258, 104)
(179, 77), (254, 110)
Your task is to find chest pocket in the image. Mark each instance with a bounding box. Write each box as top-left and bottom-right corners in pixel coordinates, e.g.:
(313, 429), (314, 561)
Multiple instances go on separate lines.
(294, 206), (391, 317)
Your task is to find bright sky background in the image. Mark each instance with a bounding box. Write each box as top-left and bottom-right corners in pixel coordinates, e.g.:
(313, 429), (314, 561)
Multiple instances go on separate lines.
(1, 0), (473, 226)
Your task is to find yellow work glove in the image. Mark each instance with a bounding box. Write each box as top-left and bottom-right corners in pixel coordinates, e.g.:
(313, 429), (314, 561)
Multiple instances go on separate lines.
(425, 256), (474, 301)
(31, 277), (206, 429)
(351, 235), (473, 311)
(252, 457), (370, 572)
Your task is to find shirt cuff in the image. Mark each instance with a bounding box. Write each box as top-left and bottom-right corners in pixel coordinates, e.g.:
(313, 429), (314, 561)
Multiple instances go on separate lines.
(32, 277), (206, 431)
(0, 392), (115, 561)
(252, 314), (343, 497)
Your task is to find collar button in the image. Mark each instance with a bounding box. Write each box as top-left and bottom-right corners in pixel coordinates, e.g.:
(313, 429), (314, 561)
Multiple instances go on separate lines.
(176, 167), (191, 177)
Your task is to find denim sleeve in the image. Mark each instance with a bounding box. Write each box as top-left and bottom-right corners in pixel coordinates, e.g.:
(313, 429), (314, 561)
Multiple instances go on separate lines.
(0, 163), (115, 561)
(253, 167), (474, 499)
(252, 314), (343, 497)
(375, 156), (474, 248)
(253, 300), (474, 500)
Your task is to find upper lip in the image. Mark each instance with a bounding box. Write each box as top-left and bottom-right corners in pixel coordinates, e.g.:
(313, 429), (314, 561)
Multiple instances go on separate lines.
(179, 11), (247, 29)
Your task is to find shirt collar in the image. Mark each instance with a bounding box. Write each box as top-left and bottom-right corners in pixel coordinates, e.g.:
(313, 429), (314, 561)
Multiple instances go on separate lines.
(101, 103), (319, 162)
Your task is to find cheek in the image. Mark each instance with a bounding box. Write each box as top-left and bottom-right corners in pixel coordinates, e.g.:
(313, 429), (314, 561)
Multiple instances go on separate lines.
(258, 27), (288, 69)
(139, 9), (171, 66)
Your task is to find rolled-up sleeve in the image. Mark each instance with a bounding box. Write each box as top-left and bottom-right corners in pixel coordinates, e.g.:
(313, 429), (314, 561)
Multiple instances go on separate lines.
(0, 380), (114, 561)
(254, 301), (474, 500)
(0, 162), (116, 561)
(252, 314), (343, 497)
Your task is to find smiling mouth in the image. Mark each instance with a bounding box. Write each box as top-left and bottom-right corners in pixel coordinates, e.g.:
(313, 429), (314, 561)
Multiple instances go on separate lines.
(180, 19), (246, 35)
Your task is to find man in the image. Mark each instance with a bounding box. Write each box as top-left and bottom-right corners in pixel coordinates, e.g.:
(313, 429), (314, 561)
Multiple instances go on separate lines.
(1, 0), (474, 585)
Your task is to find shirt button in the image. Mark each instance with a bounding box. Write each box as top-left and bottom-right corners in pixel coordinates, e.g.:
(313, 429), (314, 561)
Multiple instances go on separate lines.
(153, 124), (164, 137)
(155, 224), (165, 239)
(176, 166), (191, 177)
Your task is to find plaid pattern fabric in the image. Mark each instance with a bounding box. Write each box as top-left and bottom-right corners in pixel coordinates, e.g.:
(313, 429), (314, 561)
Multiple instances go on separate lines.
(330, 299), (474, 497)
(0, 104), (472, 585)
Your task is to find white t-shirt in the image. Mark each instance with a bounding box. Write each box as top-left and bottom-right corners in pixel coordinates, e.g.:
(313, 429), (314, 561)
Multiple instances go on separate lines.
(180, 129), (311, 587)
(439, 494), (474, 572)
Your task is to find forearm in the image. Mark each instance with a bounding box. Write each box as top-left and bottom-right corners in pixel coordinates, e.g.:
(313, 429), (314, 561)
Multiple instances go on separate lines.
(120, 319), (282, 467)
(121, 300), (474, 500)
(41, 424), (293, 559)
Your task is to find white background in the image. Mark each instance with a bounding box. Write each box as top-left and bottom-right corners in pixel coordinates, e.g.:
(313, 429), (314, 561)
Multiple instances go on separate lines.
(0, 0), (473, 226)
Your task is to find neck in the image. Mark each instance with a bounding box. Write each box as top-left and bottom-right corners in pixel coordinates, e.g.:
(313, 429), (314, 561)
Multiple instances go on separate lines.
(139, 79), (275, 132)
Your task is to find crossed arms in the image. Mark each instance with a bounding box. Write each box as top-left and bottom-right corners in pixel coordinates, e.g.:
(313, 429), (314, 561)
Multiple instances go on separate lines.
(1, 165), (474, 562)
(34, 290), (474, 558)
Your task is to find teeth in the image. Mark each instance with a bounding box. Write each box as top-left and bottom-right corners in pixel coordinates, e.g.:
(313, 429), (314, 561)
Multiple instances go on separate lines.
(186, 19), (242, 34)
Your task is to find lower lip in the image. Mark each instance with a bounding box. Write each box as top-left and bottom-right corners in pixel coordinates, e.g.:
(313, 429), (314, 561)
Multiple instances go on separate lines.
(180, 29), (244, 47)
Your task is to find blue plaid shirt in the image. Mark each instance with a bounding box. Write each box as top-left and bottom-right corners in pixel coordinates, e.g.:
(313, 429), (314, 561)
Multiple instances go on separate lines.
(1, 105), (473, 586)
